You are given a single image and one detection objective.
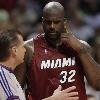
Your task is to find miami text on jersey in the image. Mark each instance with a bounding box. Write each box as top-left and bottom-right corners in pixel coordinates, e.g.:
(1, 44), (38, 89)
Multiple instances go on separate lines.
(41, 57), (75, 69)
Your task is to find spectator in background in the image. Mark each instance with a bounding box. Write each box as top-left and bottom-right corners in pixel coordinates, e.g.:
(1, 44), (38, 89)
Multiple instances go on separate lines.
(87, 27), (100, 64)
(70, 11), (94, 41)
(79, 0), (100, 29)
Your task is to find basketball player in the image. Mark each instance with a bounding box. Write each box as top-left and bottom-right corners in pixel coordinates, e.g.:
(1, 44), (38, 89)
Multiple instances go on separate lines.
(15, 1), (100, 100)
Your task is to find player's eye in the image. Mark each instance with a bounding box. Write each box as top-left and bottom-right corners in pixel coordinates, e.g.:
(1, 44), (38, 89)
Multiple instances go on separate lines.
(54, 21), (61, 24)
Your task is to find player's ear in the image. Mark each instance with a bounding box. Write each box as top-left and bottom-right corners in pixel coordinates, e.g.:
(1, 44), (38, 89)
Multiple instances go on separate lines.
(64, 18), (68, 24)
(64, 18), (70, 23)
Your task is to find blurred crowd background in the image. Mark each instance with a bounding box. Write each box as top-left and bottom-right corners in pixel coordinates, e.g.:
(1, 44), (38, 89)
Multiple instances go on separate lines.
(0, 0), (100, 100)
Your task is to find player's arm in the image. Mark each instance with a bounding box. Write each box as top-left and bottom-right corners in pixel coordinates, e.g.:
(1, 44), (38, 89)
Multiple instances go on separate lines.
(77, 42), (100, 90)
(42, 86), (79, 100)
(14, 38), (34, 87)
(71, 40), (100, 90)
(61, 20), (100, 90)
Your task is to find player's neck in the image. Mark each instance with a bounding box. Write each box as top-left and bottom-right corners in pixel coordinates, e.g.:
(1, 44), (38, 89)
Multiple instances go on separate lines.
(45, 37), (62, 48)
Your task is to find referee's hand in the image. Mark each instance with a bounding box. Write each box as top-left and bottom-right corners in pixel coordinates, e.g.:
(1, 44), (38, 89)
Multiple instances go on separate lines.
(52, 85), (79, 100)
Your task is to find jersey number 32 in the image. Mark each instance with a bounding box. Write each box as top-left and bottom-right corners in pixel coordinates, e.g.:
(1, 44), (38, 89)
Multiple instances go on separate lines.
(60, 70), (76, 84)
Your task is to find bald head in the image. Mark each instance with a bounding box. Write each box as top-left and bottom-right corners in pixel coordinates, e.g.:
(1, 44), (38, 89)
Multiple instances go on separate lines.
(43, 1), (64, 17)
(42, 1), (65, 46)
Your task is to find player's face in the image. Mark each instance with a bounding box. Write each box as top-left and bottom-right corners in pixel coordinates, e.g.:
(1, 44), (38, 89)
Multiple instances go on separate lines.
(15, 35), (26, 65)
(43, 11), (64, 42)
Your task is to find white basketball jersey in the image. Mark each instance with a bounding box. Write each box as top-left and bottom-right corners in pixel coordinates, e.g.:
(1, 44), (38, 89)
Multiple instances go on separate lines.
(0, 64), (26, 100)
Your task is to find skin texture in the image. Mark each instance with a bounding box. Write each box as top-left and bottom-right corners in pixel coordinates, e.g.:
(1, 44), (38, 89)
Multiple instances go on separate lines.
(43, 85), (79, 100)
(14, 1), (100, 100)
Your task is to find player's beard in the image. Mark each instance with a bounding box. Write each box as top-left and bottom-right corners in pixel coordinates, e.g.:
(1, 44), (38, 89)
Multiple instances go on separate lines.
(45, 31), (61, 47)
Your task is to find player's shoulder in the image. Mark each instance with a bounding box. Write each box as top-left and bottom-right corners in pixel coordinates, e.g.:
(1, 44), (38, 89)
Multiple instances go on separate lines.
(79, 40), (90, 47)
(24, 38), (34, 54)
(33, 33), (44, 40)
(25, 33), (44, 45)
(24, 38), (33, 46)
(79, 40), (92, 53)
